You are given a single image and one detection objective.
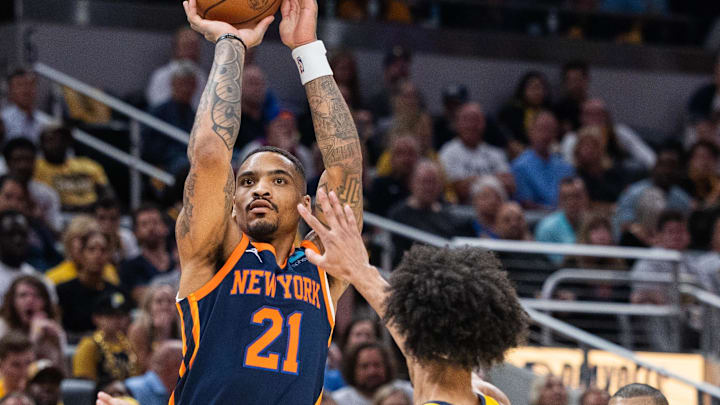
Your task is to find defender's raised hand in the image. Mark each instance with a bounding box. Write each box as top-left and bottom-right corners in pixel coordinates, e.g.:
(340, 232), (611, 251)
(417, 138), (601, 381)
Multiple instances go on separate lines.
(279, 0), (318, 49)
(297, 189), (371, 282)
(183, 0), (274, 45)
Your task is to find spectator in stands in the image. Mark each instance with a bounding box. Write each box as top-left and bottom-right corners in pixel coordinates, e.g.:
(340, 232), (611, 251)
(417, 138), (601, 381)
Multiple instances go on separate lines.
(369, 46), (412, 122)
(470, 175), (507, 239)
(236, 65), (279, 150)
(120, 204), (175, 303)
(143, 62), (197, 174)
(46, 216), (120, 286)
(495, 202), (531, 241)
(529, 375), (569, 405)
(439, 102), (510, 204)
(572, 126), (631, 205)
(330, 50), (363, 110)
(694, 215), (720, 294)
(0, 69), (43, 144)
(388, 161), (474, 264)
(343, 317), (381, 353)
(0, 276), (65, 371)
(581, 387), (610, 405)
(146, 28), (206, 109)
(372, 385), (411, 405)
(499, 71), (552, 150)
(554, 61), (590, 133)
(73, 291), (139, 385)
(57, 230), (124, 338)
(34, 126), (112, 212)
(25, 360), (63, 405)
(0, 211), (50, 306)
(378, 80), (424, 139)
(0, 332), (34, 398)
(688, 57), (720, 123)
(565, 214), (627, 271)
(631, 210), (693, 350)
(333, 342), (411, 405)
(0, 175), (61, 272)
(367, 136), (419, 216)
(128, 284), (180, 373)
(681, 140), (720, 208)
(3, 139), (61, 234)
(433, 83), (468, 149)
(609, 383), (668, 405)
(535, 177), (589, 264)
(512, 111), (575, 209)
(601, 0), (667, 15)
(0, 393), (34, 405)
(95, 198), (139, 263)
(562, 99), (655, 172)
(124, 340), (182, 405)
(613, 145), (691, 241)
(238, 110), (315, 178)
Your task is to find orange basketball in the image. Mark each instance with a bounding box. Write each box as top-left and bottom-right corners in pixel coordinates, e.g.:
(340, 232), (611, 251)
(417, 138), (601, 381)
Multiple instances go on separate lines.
(196, 0), (281, 29)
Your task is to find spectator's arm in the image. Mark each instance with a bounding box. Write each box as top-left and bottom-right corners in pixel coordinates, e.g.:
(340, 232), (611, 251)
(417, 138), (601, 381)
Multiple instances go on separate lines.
(73, 337), (99, 380)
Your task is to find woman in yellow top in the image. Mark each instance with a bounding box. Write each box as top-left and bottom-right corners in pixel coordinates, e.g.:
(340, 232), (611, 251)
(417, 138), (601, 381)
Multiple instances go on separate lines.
(300, 190), (525, 405)
(46, 215), (119, 286)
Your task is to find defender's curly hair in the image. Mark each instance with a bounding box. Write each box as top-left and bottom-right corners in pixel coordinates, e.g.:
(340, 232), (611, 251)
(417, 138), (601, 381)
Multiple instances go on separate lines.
(385, 245), (529, 370)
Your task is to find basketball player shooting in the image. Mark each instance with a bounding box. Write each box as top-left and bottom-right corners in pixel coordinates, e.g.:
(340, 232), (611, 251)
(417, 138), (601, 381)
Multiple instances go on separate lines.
(298, 189), (528, 405)
(171, 0), (362, 403)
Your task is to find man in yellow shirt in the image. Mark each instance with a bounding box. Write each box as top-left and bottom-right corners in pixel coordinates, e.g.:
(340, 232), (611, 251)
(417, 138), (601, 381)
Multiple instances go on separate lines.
(0, 332), (34, 398)
(33, 126), (113, 212)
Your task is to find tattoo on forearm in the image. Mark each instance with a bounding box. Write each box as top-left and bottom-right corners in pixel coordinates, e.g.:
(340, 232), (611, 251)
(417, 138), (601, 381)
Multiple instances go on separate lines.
(178, 172), (198, 238)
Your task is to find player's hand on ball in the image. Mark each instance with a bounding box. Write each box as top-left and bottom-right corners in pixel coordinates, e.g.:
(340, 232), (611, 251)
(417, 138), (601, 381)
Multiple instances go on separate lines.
(279, 0), (318, 49)
(297, 189), (371, 282)
(183, 0), (274, 46)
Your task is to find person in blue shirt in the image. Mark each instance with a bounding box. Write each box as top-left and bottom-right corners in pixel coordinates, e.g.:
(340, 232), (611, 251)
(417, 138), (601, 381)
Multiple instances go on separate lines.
(125, 340), (183, 405)
(511, 111), (575, 209)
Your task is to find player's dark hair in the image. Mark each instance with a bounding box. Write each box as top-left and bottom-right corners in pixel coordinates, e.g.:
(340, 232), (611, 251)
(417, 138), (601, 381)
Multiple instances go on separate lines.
(0, 331), (32, 360)
(611, 383), (668, 405)
(341, 342), (394, 388)
(656, 209), (686, 233)
(3, 138), (36, 162)
(561, 60), (589, 78)
(385, 245), (528, 369)
(241, 146), (307, 194)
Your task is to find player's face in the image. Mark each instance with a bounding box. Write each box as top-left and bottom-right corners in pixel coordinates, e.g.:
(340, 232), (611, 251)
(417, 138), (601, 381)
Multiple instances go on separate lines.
(234, 152), (307, 242)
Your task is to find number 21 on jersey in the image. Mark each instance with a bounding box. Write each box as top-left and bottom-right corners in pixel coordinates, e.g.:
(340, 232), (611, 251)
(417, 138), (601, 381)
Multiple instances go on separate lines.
(243, 306), (303, 374)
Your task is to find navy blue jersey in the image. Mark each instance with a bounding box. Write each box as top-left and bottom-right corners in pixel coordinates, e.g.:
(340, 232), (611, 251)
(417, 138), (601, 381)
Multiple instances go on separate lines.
(171, 233), (335, 405)
(424, 394), (499, 405)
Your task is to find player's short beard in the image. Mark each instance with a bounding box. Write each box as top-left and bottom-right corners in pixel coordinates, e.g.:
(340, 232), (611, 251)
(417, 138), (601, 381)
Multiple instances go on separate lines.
(247, 219), (279, 242)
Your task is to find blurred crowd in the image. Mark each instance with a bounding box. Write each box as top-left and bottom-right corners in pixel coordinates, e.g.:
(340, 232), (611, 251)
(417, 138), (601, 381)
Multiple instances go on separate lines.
(0, 25), (715, 404)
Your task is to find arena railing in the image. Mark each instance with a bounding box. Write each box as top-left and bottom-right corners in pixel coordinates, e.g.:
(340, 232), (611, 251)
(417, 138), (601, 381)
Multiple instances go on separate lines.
(32, 62), (189, 208)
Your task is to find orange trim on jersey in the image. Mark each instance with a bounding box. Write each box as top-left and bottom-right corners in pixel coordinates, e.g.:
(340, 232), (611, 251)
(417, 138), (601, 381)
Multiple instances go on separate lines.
(250, 241), (288, 268)
(168, 391), (175, 405)
(188, 297), (201, 369)
(314, 390), (324, 405)
(176, 303), (187, 378)
(191, 233), (250, 301)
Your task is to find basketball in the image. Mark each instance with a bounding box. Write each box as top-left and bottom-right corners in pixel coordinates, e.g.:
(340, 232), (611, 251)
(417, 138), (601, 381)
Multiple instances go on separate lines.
(196, 0), (281, 29)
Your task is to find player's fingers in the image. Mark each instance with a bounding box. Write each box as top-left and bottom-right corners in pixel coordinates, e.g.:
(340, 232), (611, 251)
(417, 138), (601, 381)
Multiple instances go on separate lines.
(317, 189), (339, 230)
(343, 204), (358, 233)
(327, 191), (348, 230)
(252, 15), (275, 38)
(280, 0), (294, 18)
(304, 247), (325, 267)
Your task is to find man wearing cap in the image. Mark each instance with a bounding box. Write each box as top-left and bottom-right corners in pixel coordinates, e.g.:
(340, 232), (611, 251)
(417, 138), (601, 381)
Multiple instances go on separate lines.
(72, 291), (139, 386)
(369, 46), (412, 122)
(124, 340), (182, 405)
(26, 359), (64, 405)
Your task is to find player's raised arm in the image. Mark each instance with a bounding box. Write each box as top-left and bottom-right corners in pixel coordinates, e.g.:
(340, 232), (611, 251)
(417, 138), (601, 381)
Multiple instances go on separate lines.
(176, 0), (274, 298)
(280, 0), (363, 231)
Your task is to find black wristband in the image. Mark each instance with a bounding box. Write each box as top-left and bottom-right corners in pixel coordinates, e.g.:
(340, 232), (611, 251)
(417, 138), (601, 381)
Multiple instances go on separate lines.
(216, 33), (247, 52)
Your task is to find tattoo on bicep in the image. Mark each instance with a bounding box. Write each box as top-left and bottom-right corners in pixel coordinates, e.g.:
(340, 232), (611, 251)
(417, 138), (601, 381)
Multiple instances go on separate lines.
(178, 172), (198, 238)
(208, 41), (245, 149)
(336, 172), (362, 208)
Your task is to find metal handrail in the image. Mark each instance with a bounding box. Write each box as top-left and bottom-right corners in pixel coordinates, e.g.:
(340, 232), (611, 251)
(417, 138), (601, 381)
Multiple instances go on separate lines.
(525, 306), (720, 399)
(540, 269), (678, 300)
(681, 285), (720, 310)
(33, 63), (190, 145)
(363, 212), (451, 247)
(522, 299), (677, 317)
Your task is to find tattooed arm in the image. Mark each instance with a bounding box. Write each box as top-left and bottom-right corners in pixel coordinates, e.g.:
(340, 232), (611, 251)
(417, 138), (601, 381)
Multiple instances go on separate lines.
(176, 0), (274, 299)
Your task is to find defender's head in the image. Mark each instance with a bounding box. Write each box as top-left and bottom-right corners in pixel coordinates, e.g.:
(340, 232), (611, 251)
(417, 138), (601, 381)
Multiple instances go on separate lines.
(609, 384), (668, 405)
(234, 147), (309, 242)
(385, 245), (528, 370)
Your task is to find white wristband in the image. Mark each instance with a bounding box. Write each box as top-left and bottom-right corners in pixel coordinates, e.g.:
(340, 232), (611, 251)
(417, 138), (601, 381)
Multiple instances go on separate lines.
(292, 40), (333, 86)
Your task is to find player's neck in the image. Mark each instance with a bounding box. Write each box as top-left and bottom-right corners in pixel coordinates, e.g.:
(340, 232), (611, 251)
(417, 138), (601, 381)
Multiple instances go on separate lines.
(249, 233), (296, 266)
(414, 363), (477, 405)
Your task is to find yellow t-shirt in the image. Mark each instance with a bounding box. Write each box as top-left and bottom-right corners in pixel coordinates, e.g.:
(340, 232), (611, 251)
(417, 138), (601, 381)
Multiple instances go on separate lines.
(73, 333), (138, 382)
(46, 260), (120, 286)
(34, 157), (109, 210)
